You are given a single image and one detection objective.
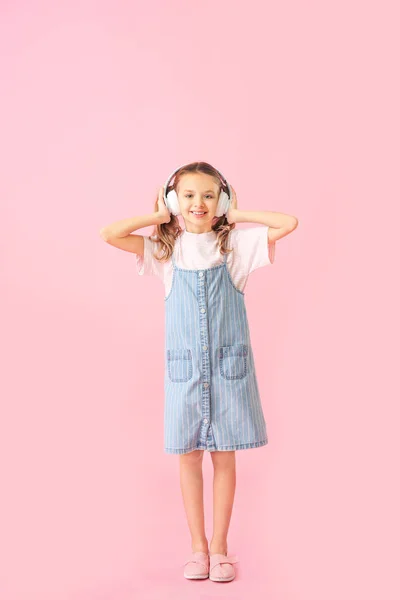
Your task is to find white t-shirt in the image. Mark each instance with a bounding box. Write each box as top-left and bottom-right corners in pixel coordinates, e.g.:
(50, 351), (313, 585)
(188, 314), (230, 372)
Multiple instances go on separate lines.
(135, 226), (275, 297)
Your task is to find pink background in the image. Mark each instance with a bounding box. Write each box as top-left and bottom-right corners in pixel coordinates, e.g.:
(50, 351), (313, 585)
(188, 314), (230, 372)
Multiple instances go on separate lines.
(1, 1), (399, 599)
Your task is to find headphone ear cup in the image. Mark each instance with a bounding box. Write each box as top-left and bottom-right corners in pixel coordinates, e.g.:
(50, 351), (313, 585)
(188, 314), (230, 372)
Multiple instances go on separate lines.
(165, 189), (181, 216)
(215, 190), (230, 217)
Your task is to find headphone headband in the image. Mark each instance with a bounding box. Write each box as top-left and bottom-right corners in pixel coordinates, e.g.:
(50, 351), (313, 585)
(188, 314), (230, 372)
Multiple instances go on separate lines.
(163, 163), (231, 202)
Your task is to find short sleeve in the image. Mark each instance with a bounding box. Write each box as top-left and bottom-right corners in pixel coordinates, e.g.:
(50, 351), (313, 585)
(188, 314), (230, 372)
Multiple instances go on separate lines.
(231, 226), (275, 275)
(135, 235), (166, 280)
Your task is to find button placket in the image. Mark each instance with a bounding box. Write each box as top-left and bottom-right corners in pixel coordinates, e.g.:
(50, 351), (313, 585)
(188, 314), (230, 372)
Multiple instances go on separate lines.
(198, 270), (211, 443)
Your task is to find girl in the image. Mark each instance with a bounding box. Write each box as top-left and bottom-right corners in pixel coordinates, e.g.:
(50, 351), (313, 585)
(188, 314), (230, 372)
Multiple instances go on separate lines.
(100, 161), (298, 583)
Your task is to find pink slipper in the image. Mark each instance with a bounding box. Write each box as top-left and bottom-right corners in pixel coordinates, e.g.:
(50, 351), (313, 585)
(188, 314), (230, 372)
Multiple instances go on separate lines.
(183, 551), (210, 580)
(209, 553), (239, 582)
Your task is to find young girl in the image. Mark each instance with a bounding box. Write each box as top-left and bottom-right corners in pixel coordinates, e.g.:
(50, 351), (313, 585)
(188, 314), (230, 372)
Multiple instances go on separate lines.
(100, 161), (298, 583)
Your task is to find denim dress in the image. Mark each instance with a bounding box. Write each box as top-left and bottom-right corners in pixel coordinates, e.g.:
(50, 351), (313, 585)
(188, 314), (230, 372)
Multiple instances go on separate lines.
(164, 243), (268, 455)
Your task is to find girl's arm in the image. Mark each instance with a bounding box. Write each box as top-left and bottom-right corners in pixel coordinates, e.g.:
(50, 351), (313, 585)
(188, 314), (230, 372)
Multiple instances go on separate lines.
(231, 209), (298, 243)
(99, 187), (170, 255)
(227, 186), (298, 243)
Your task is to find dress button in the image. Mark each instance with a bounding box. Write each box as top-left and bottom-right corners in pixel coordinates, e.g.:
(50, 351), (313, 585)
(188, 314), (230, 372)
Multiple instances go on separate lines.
(203, 418), (209, 424)
(203, 345), (208, 351)
(200, 308), (206, 313)
(198, 272), (204, 278)
(203, 382), (209, 388)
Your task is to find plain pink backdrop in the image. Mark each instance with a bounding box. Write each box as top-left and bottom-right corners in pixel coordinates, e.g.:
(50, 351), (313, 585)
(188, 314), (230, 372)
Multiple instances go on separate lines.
(1, 1), (399, 599)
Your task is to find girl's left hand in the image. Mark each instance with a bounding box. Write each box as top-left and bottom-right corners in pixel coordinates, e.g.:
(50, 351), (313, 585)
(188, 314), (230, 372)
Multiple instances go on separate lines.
(226, 185), (238, 224)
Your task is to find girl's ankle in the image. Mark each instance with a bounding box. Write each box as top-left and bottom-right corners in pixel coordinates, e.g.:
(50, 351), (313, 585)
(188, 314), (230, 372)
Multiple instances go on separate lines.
(209, 539), (228, 555)
(191, 538), (209, 554)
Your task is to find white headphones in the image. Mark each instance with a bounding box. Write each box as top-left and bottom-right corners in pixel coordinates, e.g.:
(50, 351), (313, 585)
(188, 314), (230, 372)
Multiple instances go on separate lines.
(163, 163), (232, 217)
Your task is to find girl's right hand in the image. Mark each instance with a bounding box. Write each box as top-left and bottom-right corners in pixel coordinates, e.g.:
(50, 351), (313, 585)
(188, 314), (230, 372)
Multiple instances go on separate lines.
(155, 186), (171, 224)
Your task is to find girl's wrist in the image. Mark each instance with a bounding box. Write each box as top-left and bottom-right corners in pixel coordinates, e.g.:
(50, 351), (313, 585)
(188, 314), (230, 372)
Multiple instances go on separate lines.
(230, 209), (257, 224)
(227, 207), (240, 224)
(154, 211), (170, 225)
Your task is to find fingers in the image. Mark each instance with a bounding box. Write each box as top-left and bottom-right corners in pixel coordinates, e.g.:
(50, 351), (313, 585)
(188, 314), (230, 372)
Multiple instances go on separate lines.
(158, 186), (166, 203)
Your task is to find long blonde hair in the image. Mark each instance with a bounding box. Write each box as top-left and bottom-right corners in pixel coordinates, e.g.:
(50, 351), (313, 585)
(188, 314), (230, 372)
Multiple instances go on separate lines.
(150, 162), (235, 262)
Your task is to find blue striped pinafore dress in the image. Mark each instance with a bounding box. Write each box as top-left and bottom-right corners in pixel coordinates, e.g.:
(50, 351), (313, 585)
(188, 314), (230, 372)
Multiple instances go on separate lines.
(164, 237), (268, 454)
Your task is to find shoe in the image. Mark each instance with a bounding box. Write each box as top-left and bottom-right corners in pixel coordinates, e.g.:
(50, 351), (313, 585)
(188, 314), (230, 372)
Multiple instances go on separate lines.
(209, 553), (239, 582)
(183, 551), (210, 579)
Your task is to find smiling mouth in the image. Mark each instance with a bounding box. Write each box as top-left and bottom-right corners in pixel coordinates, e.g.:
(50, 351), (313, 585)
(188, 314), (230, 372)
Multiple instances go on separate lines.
(191, 211), (208, 215)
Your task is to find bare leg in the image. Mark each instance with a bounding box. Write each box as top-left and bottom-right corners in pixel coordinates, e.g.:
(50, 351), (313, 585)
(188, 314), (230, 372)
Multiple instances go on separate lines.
(179, 450), (209, 553)
(209, 450), (236, 555)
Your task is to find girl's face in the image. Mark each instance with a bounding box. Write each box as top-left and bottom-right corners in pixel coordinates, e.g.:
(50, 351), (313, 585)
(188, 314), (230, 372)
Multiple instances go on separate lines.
(177, 173), (220, 232)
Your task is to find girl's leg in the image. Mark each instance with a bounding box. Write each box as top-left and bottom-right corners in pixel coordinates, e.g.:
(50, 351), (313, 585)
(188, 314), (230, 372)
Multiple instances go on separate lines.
(179, 449), (209, 553)
(209, 450), (236, 555)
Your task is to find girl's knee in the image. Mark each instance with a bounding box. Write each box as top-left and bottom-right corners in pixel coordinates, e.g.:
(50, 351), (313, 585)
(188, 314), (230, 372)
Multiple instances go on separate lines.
(211, 450), (236, 467)
(180, 449), (204, 464)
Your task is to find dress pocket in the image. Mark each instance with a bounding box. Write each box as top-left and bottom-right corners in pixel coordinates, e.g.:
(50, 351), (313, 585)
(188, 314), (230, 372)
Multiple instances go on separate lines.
(219, 344), (248, 380)
(167, 348), (193, 383)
